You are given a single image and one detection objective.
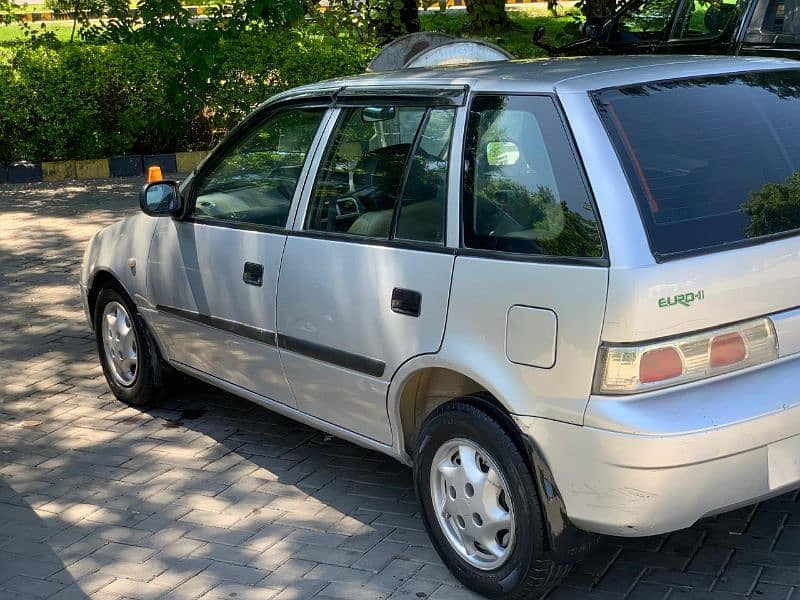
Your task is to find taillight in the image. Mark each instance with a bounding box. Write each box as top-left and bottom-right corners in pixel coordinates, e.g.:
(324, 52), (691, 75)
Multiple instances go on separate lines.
(594, 318), (777, 395)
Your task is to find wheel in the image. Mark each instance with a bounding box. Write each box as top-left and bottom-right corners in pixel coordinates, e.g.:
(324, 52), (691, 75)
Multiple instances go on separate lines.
(414, 400), (572, 599)
(93, 286), (165, 406)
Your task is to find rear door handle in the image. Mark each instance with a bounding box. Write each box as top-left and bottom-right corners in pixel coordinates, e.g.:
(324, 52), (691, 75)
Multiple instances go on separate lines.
(243, 262), (264, 287)
(391, 288), (422, 317)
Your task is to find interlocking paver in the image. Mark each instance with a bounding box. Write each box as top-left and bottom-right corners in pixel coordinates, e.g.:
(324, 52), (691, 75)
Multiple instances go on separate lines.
(0, 177), (799, 599)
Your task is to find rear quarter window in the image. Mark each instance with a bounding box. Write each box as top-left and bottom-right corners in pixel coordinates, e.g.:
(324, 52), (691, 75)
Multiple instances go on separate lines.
(593, 69), (800, 258)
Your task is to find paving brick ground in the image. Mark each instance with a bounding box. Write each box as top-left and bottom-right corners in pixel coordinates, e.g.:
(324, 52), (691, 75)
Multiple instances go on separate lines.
(0, 177), (798, 600)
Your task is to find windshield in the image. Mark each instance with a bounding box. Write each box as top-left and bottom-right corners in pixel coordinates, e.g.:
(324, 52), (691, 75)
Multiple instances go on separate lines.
(594, 69), (800, 258)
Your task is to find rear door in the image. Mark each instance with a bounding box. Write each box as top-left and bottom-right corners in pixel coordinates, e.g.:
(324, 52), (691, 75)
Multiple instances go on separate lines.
(276, 91), (462, 444)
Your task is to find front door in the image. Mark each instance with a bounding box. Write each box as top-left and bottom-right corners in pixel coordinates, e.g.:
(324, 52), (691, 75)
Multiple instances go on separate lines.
(145, 104), (329, 406)
(277, 100), (460, 444)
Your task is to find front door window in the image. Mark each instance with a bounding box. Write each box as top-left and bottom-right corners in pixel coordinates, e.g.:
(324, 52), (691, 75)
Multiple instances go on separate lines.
(193, 108), (326, 228)
(613, 0), (677, 43)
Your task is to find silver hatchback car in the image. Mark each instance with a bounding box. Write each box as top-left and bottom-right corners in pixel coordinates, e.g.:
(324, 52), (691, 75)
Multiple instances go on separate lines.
(81, 55), (800, 599)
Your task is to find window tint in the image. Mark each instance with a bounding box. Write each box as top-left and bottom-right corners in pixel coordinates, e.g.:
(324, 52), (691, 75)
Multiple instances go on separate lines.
(463, 95), (603, 258)
(614, 0), (675, 42)
(193, 108), (325, 227)
(676, 0), (738, 38)
(305, 106), (428, 239)
(395, 108), (455, 244)
(747, 0), (800, 41)
(594, 70), (800, 257)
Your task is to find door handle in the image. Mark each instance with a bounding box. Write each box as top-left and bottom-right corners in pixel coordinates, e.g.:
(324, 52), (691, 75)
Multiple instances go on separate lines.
(391, 288), (422, 317)
(243, 262), (264, 287)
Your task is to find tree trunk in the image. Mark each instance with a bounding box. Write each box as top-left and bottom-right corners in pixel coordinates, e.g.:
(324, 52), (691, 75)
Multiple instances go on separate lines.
(400, 0), (419, 33)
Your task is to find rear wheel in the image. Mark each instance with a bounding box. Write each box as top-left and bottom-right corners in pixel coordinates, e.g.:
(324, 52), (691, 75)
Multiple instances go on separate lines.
(94, 287), (165, 406)
(414, 400), (572, 599)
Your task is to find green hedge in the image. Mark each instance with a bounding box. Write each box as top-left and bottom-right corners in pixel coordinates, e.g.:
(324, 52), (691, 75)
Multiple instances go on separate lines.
(0, 31), (378, 163)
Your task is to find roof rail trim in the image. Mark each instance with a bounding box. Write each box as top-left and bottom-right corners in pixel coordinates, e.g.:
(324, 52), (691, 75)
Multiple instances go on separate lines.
(334, 85), (469, 107)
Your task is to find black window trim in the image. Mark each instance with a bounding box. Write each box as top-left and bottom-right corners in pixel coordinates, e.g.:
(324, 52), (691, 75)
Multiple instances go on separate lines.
(300, 100), (458, 252)
(590, 66), (800, 263)
(458, 91), (609, 267)
(179, 95), (335, 233)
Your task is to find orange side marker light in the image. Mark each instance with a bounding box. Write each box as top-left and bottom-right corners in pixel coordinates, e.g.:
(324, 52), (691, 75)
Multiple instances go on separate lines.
(147, 165), (164, 183)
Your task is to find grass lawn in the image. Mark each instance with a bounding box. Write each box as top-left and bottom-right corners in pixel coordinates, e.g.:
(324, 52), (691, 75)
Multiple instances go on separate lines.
(0, 20), (76, 42)
(0, 5), (580, 54)
(421, 7), (580, 59)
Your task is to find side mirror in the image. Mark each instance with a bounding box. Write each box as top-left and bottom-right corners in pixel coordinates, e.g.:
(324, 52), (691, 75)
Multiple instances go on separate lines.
(140, 180), (182, 217)
(361, 106), (396, 123)
(581, 17), (606, 39)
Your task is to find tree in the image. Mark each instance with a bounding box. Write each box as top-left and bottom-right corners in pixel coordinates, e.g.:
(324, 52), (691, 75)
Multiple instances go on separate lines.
(369, 0), (420, 39)
(465, 0), (509, 31)
(579, 0), (617, 19)
(45, 0), (104, 41)
(742, 172), (800, 238)
(0, 0), (17, 25)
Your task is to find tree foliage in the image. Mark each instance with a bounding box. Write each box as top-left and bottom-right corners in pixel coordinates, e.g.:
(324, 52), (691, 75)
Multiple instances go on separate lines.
(465, 0), (509, 31)
(0, 30), (376, 163)
(309, 0), (418, 41)
(0, 0), (17, 25)
(742, 172), (800, 238)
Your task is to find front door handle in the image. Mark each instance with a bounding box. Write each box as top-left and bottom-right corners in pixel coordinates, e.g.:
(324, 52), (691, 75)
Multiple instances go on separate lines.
(243, 262), (264, 287)
(391, 288), (422, 317)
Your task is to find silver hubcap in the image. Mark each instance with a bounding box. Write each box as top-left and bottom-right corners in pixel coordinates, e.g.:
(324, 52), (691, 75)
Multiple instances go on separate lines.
(101, 301), (138, 387)
(430, 438), (515, 570)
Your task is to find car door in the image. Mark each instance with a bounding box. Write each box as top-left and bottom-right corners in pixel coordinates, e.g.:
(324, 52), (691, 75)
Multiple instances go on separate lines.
(605, 0), (680, 52)
(659, 0), (741, 54)
(276, 92), (463, 444)
(145, 102), (330, 406)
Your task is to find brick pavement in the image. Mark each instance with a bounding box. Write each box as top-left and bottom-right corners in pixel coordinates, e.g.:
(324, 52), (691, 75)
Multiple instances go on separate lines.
(0, 178), (798, 600)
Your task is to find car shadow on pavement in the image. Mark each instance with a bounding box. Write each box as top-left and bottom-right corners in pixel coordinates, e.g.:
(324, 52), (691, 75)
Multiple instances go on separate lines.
(1, 179), (798, 598)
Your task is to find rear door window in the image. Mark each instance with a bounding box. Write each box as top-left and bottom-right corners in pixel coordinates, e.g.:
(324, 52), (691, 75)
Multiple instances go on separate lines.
(305, 105), (455, 244)
(594, 69), (800, 258)
(462, 95), (603, 258)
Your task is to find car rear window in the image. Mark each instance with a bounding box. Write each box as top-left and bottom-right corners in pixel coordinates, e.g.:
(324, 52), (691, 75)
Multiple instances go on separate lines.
(594, 69), (800, 258)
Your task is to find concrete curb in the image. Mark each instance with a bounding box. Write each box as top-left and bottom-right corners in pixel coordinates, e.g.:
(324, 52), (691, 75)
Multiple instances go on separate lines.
(2, 151), (209, 184)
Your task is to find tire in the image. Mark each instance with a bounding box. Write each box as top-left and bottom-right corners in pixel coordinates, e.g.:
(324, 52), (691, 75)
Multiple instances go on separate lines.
(93, 286), (165, 406)
(414, 400), (572, 599)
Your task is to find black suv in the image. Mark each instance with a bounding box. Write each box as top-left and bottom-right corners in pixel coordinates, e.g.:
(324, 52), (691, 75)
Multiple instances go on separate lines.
(540, 0), (799, 57)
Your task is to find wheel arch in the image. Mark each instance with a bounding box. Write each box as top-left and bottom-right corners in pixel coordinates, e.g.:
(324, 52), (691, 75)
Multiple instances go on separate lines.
(87, 270), (127, 322)
(389, 359), (595, 564)
(389, 360), (515, 462)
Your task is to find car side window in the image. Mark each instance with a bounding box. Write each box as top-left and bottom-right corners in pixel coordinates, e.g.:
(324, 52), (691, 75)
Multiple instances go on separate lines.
(463, 95), (603, 258)
(193, 107), (325, 228)
(306, 105), (452, 241)
(394, 108), (455, 244)
(676, 0), (738, 38)
(613, 0), (675, 42)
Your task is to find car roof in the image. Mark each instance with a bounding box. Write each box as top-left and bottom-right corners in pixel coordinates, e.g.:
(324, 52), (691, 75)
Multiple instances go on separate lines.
(276, 55), (799, 101)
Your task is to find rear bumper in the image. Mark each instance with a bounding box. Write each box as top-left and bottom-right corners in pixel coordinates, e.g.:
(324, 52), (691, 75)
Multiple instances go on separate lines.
(514, 355), (800, 537)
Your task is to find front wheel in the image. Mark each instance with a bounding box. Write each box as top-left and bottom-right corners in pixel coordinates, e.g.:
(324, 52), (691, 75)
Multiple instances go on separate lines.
(93, 287), (165, 406)
(414, 400), (572, 599)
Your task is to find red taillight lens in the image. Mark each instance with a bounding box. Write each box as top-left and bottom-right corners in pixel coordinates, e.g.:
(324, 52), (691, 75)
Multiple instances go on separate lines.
(639, 347), (683, 383)
(595, 318), (778, 395)
(709, 332), (747, 367)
